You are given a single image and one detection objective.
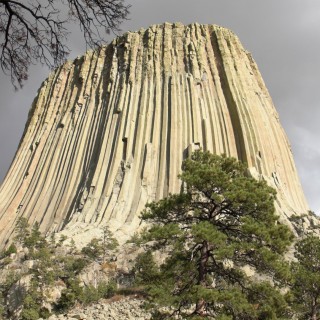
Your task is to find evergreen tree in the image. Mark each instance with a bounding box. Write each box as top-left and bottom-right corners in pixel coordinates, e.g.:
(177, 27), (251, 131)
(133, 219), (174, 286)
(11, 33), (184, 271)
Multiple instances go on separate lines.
(135, 151), (293, 319)
(81, 226), (118, 261)
(0, 218), (120, 317)
(14, 217), (30, 245)
(289, 235), (320, 320)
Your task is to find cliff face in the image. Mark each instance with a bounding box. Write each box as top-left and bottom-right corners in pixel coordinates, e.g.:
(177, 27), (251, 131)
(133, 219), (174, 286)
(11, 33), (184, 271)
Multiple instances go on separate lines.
(0, 23), (309, 246)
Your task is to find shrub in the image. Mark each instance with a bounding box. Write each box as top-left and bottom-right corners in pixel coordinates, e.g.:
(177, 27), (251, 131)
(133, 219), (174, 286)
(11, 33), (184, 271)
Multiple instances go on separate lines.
(4, 243), (17, 257)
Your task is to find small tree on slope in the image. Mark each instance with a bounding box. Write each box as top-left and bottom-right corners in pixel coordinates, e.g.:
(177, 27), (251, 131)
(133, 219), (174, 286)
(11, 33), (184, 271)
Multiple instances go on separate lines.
(135, 151), (294, 319)
(289, 235), (320, 320)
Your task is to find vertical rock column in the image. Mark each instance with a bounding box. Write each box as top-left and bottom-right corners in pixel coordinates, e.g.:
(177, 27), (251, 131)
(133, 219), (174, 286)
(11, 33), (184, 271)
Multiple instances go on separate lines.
(0, 23), (309, 246)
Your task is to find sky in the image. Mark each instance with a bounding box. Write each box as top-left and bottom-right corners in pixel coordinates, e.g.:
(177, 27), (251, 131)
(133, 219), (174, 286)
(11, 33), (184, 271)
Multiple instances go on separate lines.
(0, 0), (319, 213)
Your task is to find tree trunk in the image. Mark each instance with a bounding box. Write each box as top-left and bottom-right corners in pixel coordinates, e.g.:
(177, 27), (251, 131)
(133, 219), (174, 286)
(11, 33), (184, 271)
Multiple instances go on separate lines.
(195, 240), (209, 316)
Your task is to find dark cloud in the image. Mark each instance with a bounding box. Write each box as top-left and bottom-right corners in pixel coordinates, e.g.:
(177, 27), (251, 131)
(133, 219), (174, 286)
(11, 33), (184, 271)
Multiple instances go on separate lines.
(0, 0), (319, 212)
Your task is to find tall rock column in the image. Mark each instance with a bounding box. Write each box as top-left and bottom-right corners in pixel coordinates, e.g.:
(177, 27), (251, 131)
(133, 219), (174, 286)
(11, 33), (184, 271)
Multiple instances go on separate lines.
(0, 23), (309, 246)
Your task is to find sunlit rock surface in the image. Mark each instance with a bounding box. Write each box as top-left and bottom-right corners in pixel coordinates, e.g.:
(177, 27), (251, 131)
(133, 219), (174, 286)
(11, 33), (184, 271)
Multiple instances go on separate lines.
(0, 23), (309, 246)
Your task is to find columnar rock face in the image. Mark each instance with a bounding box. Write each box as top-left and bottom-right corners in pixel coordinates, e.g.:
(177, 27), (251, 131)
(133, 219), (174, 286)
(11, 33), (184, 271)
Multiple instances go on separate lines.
(0, 23), (309, 246)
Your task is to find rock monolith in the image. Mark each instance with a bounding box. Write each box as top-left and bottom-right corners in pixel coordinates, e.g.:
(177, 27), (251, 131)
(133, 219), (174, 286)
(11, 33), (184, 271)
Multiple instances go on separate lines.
(0, 23), (310, 247)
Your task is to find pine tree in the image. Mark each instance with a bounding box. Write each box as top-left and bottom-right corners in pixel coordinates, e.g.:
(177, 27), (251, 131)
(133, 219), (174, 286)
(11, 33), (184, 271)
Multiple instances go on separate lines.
(135, 151), (293, 319)
(14, 217), (30, 245)
(289, 235), (320, 320)
(81, 226), (118, 262)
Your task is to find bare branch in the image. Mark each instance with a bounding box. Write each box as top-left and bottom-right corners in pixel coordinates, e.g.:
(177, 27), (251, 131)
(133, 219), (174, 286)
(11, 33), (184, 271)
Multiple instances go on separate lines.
(0, 0), (130, 88)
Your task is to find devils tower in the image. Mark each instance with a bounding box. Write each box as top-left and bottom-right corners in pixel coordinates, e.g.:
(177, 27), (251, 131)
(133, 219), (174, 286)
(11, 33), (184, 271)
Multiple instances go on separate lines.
(0, 23), (309, 247)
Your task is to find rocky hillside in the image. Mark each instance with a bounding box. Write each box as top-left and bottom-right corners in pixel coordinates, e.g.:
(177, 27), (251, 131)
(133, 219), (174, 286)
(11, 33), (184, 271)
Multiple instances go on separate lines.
(44, 297), (150, 320)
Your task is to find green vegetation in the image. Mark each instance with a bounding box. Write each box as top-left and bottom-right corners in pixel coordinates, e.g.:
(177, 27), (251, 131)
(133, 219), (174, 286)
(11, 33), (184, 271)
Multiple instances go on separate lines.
(1, 152), (320, 320)
(0, 271), (21, 320)
(134, 151), (294, 319)
(0, 218), (119, 319)
(0, 243), (17, 258)
(81, 227), (118, 261)
(56, 280), (117, 312)
(288, 235), (320, 320)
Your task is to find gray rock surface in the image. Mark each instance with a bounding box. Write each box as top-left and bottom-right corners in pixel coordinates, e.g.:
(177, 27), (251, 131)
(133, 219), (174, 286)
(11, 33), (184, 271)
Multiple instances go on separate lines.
(42, 297), (151, 320)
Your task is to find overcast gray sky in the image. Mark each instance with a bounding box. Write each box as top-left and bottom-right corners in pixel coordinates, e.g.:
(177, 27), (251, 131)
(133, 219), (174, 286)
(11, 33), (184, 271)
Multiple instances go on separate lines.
(0, 0), (319, 213)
